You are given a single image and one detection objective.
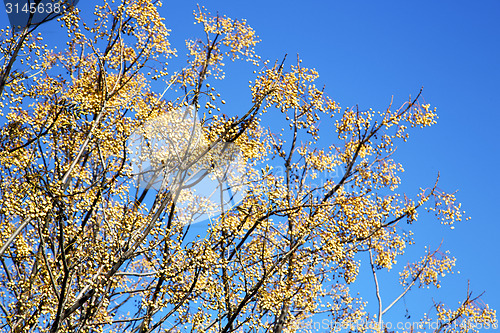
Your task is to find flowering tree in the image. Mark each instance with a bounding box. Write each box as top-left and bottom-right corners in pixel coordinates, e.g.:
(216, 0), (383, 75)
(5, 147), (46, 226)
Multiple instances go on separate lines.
(0, 1), (496, 332)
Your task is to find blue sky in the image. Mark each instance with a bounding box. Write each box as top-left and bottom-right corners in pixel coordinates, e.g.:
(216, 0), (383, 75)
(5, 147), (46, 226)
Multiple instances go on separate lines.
(1, 0), (499, 330)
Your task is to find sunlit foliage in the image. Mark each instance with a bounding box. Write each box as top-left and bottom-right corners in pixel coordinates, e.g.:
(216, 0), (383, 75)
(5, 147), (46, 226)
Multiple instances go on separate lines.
(0, 2), (495, 332)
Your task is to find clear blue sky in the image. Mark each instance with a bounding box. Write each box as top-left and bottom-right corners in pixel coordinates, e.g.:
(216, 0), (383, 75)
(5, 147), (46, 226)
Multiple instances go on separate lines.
(1, 0), (499, 330)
